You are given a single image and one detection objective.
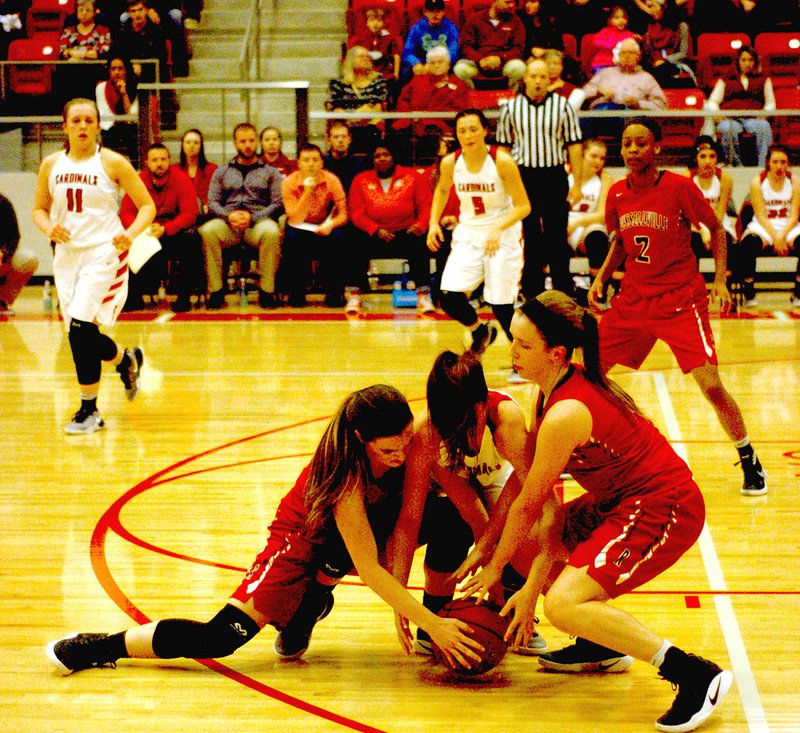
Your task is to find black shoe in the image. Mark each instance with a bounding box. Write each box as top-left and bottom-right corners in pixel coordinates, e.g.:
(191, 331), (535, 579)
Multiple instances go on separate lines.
(46, 633), (115, 675)
(324, 294), (346, 308)
(739, 453), (767, 496)
(538, 637), (633, 673)
(656, 654), (733, 732)
(171, 294), (191, 313)
(413, 628), (433, 655)
(207, 290), (225, 309)
(258, 290), (277, 308)
(470, 322), (498, 353)
(117, 347), (144, 401)
(274, 594), (335, 660)
(287, 294), (307, 308)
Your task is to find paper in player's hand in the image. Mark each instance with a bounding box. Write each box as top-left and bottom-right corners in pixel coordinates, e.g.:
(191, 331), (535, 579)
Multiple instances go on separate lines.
(128, 232), (162, 273)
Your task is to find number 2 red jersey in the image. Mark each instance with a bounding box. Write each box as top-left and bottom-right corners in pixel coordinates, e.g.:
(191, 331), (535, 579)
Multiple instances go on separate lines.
(606, 170), (717, 296)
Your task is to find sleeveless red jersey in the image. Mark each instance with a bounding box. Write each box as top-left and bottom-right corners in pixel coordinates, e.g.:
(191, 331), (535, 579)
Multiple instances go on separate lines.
(538, 367), (697, 504)
(606, 170), (718, 296)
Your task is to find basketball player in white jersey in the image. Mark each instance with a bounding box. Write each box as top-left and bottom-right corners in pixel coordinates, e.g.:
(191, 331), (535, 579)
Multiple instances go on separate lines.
(33, 98), (155, 434)
(567, 138), (614, 281)
(739, 144), (800, 306)
(427, 108), (530, 355)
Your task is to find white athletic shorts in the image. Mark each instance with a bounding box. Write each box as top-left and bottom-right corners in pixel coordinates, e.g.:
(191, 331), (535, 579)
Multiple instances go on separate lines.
(440, 222), (523, 304)
(743, 219), (800, 247)
(53, 242), (128, 328)
(568, 222), (607, 251)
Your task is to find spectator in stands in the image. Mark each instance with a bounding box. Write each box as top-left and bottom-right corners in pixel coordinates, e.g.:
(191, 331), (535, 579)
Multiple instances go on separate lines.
(567, 138), (614, 282)
(517, 0), (563, 61)
(545, 48), (585, 109)
(401, 0), (459, 85)
(393, 45), (468, 158)
(348, 141), (435, 316)
(0, 192), (38, 316)
(454, 0), (527, 90)
(686, 135), (737, 265)
(115, 0), (169, 81)
(179, 128), (217, 216)
(259, 126), (297, 176)
(322, 121), (367, 194)
(120, 143), (201, 312)
(348, 7), (401, 88)
(580, 37), (666, 138)
(200, 122), (283, 310)
(738, 145), (800, 307)
(327, 45), (389, 155)
(705, 46), (775, 168)
(693, 0), (768, 38)
(639, 0), (694, 88)
(118, 0), (189, 76)
(95, 56), (139, 165)
(60, 0), (112, 62)
(279, 144), (348, 308)
(0, 0), (27, 61)
(589, 5), (635, 75)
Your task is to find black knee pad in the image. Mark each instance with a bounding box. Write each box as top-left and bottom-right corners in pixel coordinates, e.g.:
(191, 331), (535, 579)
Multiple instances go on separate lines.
(68, 319), (102, 385)
(151, 605), (261, 660)
(421, 496), (474, 574)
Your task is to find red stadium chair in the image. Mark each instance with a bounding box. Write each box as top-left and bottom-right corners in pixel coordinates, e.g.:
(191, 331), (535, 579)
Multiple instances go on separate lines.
(347, 0), (405, 38)
(562, 33), (578, 62)
(7, 36), (58, 96)
(661, 88), (706, 163)
(579, 32), (597, 80)
(26, 0), (74, 35)
(460, 0), (492, 23)
(773, 87), (800, 149)
(467, 88), (514, 109)
(695, 33), (750, 91)
(755, 32), (800, 89)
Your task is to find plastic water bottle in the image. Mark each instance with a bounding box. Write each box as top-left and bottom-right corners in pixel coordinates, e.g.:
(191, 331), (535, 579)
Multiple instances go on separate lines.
(43, 280), (53, 312)
(157, 283), (167, 308)
(239, 277), (248, 307)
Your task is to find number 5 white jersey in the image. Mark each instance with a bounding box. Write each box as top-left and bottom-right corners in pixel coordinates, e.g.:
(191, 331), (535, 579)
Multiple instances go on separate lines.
(453, 146), (513, 228)
(49, 148), (124, 249)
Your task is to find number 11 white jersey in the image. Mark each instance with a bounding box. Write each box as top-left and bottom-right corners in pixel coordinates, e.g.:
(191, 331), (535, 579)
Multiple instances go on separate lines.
(49, 148), (124, 249)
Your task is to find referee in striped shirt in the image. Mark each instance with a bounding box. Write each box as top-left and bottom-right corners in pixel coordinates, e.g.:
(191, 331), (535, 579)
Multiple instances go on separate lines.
(496, 58), (583, 298)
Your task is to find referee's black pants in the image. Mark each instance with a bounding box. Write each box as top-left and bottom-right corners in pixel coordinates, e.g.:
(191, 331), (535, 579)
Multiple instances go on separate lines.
(519, 166), (574, 299)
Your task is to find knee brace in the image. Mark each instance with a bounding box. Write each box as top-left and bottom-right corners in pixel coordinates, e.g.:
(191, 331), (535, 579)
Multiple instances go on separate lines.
(151, 605), (261, 660)
(440, 291), (477, 327)
(68, 319), (102, 385)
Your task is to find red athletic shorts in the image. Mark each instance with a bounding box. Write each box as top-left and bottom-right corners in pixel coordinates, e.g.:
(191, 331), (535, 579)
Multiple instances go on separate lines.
(599, 278), (718, 374)
(562, 484), (705, 598)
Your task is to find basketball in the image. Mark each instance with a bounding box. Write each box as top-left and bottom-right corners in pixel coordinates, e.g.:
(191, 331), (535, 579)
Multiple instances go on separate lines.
(431, 599), (510, 676)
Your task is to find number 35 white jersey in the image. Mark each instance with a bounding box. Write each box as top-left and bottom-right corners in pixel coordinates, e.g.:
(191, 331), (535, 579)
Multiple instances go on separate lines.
(49, 148), (124, 249)
(453, 146), (513, 229)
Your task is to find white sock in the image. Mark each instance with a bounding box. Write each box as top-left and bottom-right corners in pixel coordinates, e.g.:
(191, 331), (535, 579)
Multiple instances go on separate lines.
(733, 436), (750, 450)
(649, 640), (672, 668)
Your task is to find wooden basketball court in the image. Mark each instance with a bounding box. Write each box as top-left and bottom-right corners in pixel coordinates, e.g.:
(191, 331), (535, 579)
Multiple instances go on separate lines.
(2, 289), (798, 733)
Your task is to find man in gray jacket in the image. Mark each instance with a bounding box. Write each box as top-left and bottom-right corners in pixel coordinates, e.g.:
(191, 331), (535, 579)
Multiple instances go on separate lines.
(200, 122), (284, 309)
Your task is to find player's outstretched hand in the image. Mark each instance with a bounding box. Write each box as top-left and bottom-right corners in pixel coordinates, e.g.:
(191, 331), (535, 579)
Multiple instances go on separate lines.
(394, 611), (413, 655)
(426, 223), (443, 252)
(426, 617), (484, 670)
(450, 545), (485, 584)
(459, 563), (503, 606)
(710, 280), (732, 314)
(586, 278), (606, 311)
(501, 587), (536, 650)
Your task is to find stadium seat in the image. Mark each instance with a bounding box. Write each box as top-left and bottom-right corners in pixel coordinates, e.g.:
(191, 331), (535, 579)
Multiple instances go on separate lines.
(562, 33), (578, 62)
(467, 88), (514, 109)
(460, 0), (492, 24)
(661, 88), (706, 163)
(755, 32), (800, 89)
(347, 0), (405, 38)
(695, 33), (750, 91)
(7, 36), (58, 96)
(579, 32), (596, 80)
(773, 87), (800, 149)
(26, 0), (74, 35)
